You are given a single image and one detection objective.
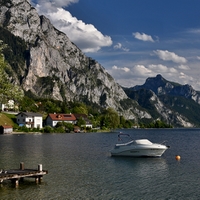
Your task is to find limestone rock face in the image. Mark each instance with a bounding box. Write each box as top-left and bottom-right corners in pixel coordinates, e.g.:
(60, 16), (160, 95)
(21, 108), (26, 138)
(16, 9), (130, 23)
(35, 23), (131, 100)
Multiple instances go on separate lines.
(0, 0), (148, 120)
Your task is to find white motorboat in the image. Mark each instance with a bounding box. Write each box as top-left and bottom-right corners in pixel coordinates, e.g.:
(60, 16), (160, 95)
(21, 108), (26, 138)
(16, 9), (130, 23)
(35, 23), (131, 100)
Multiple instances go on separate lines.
(110, 133), (169, 157)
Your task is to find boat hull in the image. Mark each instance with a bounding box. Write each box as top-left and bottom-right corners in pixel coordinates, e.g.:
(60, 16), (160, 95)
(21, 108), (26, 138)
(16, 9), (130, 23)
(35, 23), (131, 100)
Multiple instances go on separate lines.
(110, 144), (168, 157)
(110, 148), (167, 157)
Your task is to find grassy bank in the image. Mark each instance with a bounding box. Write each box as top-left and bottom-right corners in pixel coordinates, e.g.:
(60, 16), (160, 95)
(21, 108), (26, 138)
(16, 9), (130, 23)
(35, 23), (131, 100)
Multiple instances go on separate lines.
(0, 112), (16, 127)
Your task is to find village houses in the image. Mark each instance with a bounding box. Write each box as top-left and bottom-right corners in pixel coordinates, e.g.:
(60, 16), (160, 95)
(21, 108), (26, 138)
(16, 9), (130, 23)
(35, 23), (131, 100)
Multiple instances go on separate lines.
(16, 112), (43, 129)
(45, 113), (93, 129)
(45, 113), (76, 127)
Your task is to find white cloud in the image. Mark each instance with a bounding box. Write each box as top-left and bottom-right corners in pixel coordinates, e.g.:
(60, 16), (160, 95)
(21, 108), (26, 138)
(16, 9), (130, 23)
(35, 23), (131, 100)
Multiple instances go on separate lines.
(148, 64), (170, 73)
(32, 1), (112, 53)
(109, 63), (190, 88)
(32, 0), (79, 10)
(133, 32), (154, 42)
(113, 43), (129, 52)
(112, 65), (130, 72)
(154, 50), (187, 64)
(109, 64), (154, 83)
(186, 28), (200, 34)
(197, 56), (200, 60)
(133, 65), (152, 76)
(114, 43), (122, 50)
(178, 65), (190, 70)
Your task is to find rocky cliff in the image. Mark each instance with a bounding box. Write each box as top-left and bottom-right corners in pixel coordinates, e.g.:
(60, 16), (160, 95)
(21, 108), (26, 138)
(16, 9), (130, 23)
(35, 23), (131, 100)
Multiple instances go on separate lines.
(124, 74), (200, 127)
(0, 0), (150, 120)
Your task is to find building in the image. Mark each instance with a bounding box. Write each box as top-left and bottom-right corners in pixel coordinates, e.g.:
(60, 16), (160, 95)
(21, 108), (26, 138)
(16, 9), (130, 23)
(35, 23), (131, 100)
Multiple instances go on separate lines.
(45, 113), (76, 127)
(16, 112), (43, 129)
(0, 125), (13, 134)
(73, 114), (93, 128)
(0, 100), (15, 111)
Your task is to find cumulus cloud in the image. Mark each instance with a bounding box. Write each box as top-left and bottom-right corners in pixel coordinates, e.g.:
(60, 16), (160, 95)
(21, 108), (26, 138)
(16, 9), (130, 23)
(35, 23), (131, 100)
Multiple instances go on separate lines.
(113, 43), (129, 52)
(112, 65), (130, 72)
(109, 63), (191, 87)
(178, 65), (190, 70)
(133, 65), (152, 76)
(154, 50), (187, 64)
(32, 0), (79, 10)
(148, 64), (170, 73)
(31, 0), (112, 53)
(133, 32), (154, 42)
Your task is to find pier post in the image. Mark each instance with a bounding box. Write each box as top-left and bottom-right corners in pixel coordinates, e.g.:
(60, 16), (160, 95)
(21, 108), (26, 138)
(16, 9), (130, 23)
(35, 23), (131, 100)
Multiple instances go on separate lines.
(38, 164), (42, 172)
(39, 176), (43, 182)
(13, 179), (19, 187)
(20, 162), (24, 170)
(37, 164), (43, 183)
(35, 177), (39, 183)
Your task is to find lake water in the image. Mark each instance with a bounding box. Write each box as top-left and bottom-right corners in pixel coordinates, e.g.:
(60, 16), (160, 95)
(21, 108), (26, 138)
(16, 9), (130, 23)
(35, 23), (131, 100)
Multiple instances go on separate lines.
(0, 128), (200, 200)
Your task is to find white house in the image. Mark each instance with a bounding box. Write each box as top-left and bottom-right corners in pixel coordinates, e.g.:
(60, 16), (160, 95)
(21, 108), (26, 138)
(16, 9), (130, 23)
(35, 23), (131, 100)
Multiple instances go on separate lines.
(16, 112), (43, 129)
(0, 100), (15, 111)
(46, 113), (76, 127)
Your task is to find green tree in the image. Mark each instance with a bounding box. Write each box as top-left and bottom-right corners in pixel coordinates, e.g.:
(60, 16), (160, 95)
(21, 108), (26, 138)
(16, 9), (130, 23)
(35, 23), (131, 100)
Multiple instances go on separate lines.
(101, 107), (120, 130)
(72, 102), (88, 115)
(77, 117), (86, 127)
(45, 100), (62, 113)
(43, 125), (54, 133)
(55, 122), (74, 132)
(119, 116), (126, 128)
(19, 96), (37, 112)
(0, 43), (24, 105)
(124, 119), (133, 128)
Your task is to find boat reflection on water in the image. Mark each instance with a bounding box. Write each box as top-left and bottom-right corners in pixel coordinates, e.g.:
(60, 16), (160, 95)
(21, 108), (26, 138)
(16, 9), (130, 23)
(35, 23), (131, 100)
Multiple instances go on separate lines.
(110, 133), (170, 157)
(110, 155), (169, 183)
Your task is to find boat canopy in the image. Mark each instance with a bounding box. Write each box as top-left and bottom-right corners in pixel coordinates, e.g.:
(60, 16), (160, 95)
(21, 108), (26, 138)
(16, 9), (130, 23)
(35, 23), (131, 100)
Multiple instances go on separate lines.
(134, 139), (152, 145)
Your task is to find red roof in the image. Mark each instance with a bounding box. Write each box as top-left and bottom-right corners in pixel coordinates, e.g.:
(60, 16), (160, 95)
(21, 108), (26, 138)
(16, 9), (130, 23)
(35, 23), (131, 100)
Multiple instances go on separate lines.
(48, 113), (76, 121)
(1, 125), (13, 129)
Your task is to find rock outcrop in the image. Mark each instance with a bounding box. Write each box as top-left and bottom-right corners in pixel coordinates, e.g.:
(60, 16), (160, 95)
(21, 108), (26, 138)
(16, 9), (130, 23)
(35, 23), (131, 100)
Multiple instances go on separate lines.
(0, 0), (148, 120)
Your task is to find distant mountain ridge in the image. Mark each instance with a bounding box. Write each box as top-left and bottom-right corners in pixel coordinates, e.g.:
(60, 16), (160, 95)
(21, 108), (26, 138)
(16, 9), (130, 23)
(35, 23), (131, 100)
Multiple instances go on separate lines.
(132, 74), (200, 103)
(123, 74), (200, 127)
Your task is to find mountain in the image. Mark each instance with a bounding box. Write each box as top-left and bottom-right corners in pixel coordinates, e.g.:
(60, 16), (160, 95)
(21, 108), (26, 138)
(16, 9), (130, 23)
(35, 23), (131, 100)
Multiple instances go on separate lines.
(123, 74), (200, 127)
(0, 0), (150, 121)
(1, 1), (200, 127)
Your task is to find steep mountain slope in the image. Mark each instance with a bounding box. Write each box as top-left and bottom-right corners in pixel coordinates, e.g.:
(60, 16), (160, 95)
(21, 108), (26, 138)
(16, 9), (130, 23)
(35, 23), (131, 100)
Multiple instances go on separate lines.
(1, 1), (200, 127)
(0, 0), (151, 121)
(124, 74), (200, 127)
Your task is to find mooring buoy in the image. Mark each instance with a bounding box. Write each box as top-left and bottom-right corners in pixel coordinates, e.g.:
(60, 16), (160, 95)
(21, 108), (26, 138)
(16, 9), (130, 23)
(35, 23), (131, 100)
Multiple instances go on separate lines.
(175, 155), (181, 160)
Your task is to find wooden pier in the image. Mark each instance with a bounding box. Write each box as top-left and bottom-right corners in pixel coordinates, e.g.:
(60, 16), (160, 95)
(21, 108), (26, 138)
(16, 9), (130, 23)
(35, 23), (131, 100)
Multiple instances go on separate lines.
(0, 162), (48, 186)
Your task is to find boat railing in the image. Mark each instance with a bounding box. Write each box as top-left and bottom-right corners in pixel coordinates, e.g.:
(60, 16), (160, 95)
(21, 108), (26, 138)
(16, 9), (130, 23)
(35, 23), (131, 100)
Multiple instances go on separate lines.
(160, 140), (170, 148)
(115, 140), (134, 147)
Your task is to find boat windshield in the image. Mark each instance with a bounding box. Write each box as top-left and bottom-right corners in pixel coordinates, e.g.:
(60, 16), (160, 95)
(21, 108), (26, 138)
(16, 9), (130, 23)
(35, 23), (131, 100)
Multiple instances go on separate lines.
(134, 139), (152, 145)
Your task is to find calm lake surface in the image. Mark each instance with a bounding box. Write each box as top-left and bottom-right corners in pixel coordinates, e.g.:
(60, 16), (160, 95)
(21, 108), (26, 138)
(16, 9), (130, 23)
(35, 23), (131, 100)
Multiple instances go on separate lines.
(0, 128), (200, 200)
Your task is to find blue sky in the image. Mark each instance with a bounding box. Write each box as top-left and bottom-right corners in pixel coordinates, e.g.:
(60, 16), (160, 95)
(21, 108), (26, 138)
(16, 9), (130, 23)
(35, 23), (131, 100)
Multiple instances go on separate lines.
(31, 0), (200, 90)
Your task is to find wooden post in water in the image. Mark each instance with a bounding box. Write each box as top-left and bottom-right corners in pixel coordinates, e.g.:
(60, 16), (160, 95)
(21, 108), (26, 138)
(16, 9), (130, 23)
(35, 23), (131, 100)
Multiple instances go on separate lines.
(38, 164), (42, 172)
(12, 179), (19, 187)
(36, 164), (43, 183)
(20, 162), (24, 170)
